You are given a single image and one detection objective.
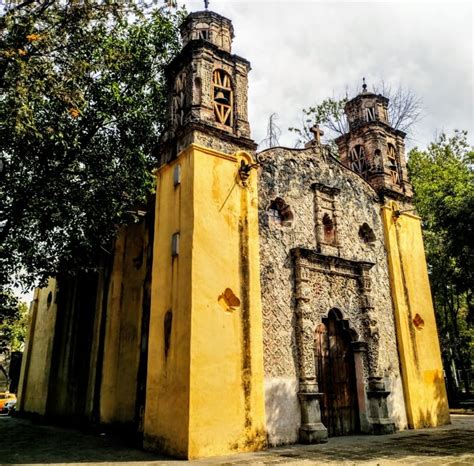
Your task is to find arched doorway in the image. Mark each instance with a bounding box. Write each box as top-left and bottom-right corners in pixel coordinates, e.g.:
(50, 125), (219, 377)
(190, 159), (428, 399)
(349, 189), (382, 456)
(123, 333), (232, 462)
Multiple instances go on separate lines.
(314, 309), (359, 436)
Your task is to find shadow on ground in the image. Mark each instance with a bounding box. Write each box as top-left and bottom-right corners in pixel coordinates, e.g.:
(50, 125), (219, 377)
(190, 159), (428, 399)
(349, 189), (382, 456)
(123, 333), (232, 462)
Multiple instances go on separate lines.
(0, 416), (175, 464)
(1, 415), (473, 464)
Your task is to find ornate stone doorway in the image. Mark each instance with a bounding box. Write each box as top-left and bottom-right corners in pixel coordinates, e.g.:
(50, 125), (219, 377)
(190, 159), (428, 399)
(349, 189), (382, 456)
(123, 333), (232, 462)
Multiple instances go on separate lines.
(314, 310), (359, 436)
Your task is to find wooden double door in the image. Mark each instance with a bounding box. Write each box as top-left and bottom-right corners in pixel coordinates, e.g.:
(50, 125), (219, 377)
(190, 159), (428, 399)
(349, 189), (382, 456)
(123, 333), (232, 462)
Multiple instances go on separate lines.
(314, 311), (359, 436)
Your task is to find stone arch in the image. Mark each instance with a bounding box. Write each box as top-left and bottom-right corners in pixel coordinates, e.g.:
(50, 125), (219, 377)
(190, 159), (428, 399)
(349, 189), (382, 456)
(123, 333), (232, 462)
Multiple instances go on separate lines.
(267, 197), (294, 227)
(348, 144), (369, 179)
(359, 222), (376, 244)
(325, 308), (359, 341)
(315, 308), (361, 436)
(212, 69), (233, 126)
(322, 213), (335, 244)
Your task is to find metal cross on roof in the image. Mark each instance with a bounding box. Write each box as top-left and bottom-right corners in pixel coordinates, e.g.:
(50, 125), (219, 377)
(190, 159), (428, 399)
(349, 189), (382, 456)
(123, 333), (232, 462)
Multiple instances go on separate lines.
(204, 0), (209, 9)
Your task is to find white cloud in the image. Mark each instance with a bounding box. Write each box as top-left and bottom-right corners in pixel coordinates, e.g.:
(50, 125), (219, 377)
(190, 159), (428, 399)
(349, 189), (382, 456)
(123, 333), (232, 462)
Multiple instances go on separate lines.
(181, 1), (473, 149)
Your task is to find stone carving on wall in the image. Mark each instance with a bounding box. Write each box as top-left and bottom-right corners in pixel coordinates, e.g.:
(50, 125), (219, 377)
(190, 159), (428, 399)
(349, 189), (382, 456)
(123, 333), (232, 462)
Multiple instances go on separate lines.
(291, 247), (390, 441)
(292, 249), (377, 382)
(312, 183), (341, 256)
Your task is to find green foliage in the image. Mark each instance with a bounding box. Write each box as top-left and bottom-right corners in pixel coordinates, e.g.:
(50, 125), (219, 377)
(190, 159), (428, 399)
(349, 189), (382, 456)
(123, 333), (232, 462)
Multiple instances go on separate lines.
(408, 130), (474, 395)
(289, 98), (347, 148)
(0, 1), (183, 288)
(0, 290), (28, 355)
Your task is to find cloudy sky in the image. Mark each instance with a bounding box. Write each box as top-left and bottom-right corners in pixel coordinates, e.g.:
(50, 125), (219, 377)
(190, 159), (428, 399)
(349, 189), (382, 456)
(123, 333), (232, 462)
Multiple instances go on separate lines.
(181, 0), (473, 150)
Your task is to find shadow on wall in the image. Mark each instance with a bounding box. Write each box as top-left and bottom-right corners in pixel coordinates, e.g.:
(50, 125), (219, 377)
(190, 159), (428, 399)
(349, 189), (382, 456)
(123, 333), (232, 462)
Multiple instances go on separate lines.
(264, 377), (300, 446)
(412, 370), (451, 428)
(385, 375), (408, 430)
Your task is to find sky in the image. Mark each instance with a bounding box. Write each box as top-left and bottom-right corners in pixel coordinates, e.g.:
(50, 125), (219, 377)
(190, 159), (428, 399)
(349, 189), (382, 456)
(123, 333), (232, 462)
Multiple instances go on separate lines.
(181, 0), (473, 150)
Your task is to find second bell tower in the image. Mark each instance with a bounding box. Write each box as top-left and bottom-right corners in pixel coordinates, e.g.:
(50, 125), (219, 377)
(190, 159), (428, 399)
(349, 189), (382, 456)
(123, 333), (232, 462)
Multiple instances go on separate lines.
(335, 83), (413, 200)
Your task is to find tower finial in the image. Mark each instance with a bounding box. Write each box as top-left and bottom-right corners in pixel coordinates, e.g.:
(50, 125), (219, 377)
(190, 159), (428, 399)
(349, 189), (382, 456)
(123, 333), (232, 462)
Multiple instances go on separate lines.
(362, 77), (367, 93)
(204, 0), (209, 9)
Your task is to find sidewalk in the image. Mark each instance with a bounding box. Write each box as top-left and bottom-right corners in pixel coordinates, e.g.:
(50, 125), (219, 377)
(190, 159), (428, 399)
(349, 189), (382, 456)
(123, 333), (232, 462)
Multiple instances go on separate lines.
(1, 414), (473, 465)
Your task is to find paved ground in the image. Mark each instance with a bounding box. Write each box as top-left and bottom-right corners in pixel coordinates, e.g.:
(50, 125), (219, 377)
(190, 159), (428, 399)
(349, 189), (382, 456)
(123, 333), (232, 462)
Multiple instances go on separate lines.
(1, 414), (473, 465)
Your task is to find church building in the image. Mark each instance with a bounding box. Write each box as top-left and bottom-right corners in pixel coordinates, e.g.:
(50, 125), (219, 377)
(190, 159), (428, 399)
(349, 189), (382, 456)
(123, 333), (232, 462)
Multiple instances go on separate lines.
(17, 9), (450, 460)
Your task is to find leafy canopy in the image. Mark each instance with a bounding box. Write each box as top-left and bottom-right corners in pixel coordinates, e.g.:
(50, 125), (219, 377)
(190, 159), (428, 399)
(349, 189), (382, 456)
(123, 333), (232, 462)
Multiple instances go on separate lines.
(0, 290), (28, 356)
(0, 1), (183, 288)
(408, 130), (474, 298)
(408, 130), (474, 394)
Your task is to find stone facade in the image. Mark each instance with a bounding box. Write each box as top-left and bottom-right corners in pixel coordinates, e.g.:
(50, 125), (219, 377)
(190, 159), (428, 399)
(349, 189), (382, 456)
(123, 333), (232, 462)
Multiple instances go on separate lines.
(258, 145), (408, 444)
(17, 8), (450, 460)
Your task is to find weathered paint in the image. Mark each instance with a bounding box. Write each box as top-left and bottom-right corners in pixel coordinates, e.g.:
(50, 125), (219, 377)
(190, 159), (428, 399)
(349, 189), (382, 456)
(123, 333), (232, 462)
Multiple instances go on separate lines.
(143, 147), (194, 458)
(100, 222), (148, 425)
(144, 144), (266, 459)
(17, 279), (58, 414)
(45, 274), (99, 422)
(381, 201), (450, 428)
(17, 224), (149, 427)
(264, 377), (300, 445)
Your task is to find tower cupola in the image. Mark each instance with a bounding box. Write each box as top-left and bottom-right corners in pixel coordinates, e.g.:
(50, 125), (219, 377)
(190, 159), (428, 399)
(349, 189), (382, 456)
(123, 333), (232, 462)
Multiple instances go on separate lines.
(335, 80), (412, 199)
(159, 9), (254, 165)
(345, 79), (390, 130)
(180, 10), (234, 53)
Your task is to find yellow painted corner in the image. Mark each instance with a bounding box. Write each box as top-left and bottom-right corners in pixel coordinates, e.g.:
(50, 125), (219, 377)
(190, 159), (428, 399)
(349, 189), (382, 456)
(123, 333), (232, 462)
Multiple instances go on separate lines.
(382, 202), (450, 429)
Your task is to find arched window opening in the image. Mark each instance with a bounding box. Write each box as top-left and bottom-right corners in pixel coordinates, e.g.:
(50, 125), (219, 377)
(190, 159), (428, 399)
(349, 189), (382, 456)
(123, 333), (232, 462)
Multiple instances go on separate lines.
(213, 69), (233, 127)
(195, 22), (210, 41)
(358, 223), (376, 244)
(348, 145), (369, 179)
(193, 77), (202, 106)
(268, 197), (293, 227)
(365, 106), (376, 122)
(323, 213), (335, 244)
(387, 143), (401, 185)
(172, 72), (186, 128)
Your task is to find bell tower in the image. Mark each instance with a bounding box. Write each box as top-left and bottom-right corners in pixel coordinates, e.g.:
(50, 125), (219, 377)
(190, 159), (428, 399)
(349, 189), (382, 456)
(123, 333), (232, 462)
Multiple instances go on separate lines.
(335, 81), (412, 199)
(160, 10), (255, 166)
(144, 9), (266, 460)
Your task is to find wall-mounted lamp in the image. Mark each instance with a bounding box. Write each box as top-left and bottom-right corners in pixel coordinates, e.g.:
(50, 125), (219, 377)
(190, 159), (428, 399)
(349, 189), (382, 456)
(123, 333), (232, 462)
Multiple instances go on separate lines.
(238, 160), (260, 185)
(393, 208), (416, 218)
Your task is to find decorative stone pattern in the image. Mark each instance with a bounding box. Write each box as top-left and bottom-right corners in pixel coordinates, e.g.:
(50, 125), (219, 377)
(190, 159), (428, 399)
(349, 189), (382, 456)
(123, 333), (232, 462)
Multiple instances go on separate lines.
(258, 145), (408, 442)
(163, 29), (251, 145)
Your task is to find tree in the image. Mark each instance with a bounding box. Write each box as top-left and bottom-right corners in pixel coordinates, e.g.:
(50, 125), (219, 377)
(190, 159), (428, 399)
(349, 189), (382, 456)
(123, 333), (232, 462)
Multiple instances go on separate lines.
(289, 84), (423, 147)
(259, 113), (281, 150)
(0, 289), (28, 388)
(0, 1), (183, 289)
(289, 98), (347, 148)
(408, 130), (474, 397)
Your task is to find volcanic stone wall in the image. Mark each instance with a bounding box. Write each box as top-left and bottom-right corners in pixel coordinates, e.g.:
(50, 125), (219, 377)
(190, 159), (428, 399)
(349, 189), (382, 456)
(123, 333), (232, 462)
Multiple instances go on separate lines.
(257, 144), (408, 445)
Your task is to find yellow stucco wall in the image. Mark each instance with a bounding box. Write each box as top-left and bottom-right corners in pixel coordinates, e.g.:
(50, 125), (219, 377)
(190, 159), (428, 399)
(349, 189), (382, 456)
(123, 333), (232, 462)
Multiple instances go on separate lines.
(144, 148), (194, 458)
(144, 144), (266, 459)
(382, 202), (450, 429)
(17, 279), (58, 414)
(100, 222), (148, 425)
